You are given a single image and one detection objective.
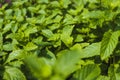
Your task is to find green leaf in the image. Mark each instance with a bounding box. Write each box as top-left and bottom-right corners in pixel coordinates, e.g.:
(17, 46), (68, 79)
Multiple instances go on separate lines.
(14, 8), (24, 22)
(61, 25), (74, 47)
(24, 26), (38, 37)
(59, 0), (71, 8)
(77, 64), (100, 80)
(75, 35), (84, 42)
(82, 10), (104, 19)
(0, 18), (3, 28)
(37, 0), (49, 4)
(48, 33), (60, 41)
(3, 66), (26, 80)
(8, 61), (23, 68)
(3, 43), (13, 51)
(46, 48), (56, 65)
(24, 55), (52, 78)
(53, 15), (63, 23)
(55, 50), (81, 77)
(96, 76), (110, 80)
(4, 9), (13, 20)
(63, 14), (77, 25)
(11, 23), (18, 33)
(70, 43), (82, 51)
(24, 55), (42, 79)
(3, 21), (15, 34)
(108, 64), (116, 80)
(42, 29), (54, 38)
(5, 50), (25, 64)
(32, 36), (43, 44)
(0, 33), (3, 51)
(115, 73), (120, 80)
(24, 42), (38, 51)
(26, 17), (38, 24)
(100, 30), (120, 60)
(80, 42), (101, 58)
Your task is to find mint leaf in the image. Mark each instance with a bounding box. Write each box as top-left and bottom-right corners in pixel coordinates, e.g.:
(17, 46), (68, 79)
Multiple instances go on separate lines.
(3, 66), (26, 80)
(100, 30), (120, 60)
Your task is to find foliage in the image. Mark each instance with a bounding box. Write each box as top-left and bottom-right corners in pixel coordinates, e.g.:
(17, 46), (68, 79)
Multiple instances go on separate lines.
(0, 0), (120, 80)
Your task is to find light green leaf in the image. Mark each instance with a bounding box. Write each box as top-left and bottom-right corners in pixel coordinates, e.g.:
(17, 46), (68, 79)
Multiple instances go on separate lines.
(108, 65), (116, 80)
(5, 50), (25, 64)
(48, 33), (60, 41)
(53, 15), (63, 23)
(115, 73), (120, 80)
(0, 18), (3, 28)
(26, 17), (37, 24)
(61, 25), (74, 47)
(70, 43), (82, 51)
(3, 43), (13, 51)
(24, 26), (38, 37)
(11, 23), (18, 33)
(55, 50), (81, 77)
(42, 29), (54, 38)
(28, 6), (39, 13)
(80, 42), (100, 58)
(4, 9), (13, 19)
(24, 55), (42, 79)
(32, 36), (43, 44)
(60, 0), (71, 8)
(24, 55), (52, 78)
(3, 66), (26, 80)
(63, 14), (77, 25)
(100, 30), (120, 60)
(37, 0), (49, 3)
(82, 10), (104, 19)
(3, 21), (15, 33)
(96, 76), (110, 80)
(14, 8), (24, 22)
(108, 64), (120, 80)
(24, 42), (38, 51)
(77, 64), (100, 80)
(50, 1), (60, 8)
(12, 1), (24, 7)
(8, 61), (23, 68)
(75, 35), (84, 42)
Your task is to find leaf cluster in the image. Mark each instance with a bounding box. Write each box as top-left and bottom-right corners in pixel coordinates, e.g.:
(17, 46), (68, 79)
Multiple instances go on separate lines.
(0, 0), (120, 80)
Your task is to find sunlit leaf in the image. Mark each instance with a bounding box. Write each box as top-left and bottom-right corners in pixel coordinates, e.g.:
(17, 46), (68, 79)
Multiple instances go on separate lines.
(100, 30), (120, 60)
(5, 50), (25, 64)
(61, 25), (74, 47)
(24, 42), (38, 51)
(80, 42), (101, 58)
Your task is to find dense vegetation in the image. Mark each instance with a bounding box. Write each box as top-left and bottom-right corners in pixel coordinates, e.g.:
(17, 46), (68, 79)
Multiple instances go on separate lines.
(0, 0), (120, 80)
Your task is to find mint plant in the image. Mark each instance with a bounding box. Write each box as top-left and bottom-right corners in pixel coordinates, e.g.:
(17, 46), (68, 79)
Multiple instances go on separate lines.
(0, 0), (120, 80)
